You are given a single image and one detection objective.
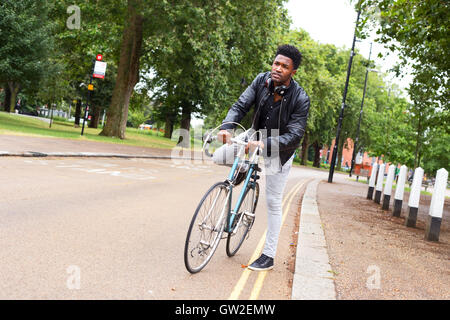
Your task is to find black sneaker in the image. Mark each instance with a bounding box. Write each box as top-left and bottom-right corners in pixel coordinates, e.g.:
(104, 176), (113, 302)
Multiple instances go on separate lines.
(248, 254), (274, 271)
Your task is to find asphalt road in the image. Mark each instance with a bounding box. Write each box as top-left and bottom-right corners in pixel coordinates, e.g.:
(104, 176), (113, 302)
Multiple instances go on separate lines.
(0, 157), (326, 299)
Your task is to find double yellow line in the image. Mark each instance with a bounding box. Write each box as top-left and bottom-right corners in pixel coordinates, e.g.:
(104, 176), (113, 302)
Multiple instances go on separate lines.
(228, 179), (308, 300)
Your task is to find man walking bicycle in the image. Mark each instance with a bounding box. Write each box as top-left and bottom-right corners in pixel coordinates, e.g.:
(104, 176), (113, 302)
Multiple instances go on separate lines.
(217, 44), (310, 271)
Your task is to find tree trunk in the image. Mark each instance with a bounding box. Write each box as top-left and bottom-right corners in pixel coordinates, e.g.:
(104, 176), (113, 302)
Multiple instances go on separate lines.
(312, 141), (321, 168)
(8, 82), (20, 113)
(74, 99), (82, 127)
(177, 102), (191, 147)
(2, 85), (11, 112)
(100, 0), (144, 139)
(164, 115), (174, 139)
(48, 102), (54, 128)
(336, 137), (345, 171)
(300, 131), (309, 166)
(88, 106), (101, 128)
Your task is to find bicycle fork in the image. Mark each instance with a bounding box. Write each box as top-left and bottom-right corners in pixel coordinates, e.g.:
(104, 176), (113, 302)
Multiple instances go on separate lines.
(226, 167), (256, 233)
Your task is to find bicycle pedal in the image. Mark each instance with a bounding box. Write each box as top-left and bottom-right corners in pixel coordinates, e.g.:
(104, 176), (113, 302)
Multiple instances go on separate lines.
(200, 240), (211, 247)
(199, 223), (214, 231)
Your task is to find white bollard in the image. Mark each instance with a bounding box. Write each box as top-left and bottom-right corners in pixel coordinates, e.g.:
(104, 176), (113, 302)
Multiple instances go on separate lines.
(382, 165), (396, 210)
(425, 168), (448, 241)
(374, 163), (385, 204)
(393, 165), (408, 217)
(405, 167), (424, 227)
(367, 163), (378, 200)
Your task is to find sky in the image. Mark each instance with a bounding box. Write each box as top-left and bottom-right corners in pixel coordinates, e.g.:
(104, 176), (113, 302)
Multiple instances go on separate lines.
(284, 0), (413, 92)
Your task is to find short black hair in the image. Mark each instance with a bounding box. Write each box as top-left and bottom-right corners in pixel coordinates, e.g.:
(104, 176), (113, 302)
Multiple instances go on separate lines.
(275, 44), (302, 70)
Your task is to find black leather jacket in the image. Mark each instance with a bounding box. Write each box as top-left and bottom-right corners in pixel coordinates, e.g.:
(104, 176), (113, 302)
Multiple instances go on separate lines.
(220, 71), (310, 166)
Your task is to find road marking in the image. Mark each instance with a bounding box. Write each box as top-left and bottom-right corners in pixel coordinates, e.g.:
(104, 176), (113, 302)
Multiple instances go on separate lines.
(26, 159), (158, 180)
(228, 179), (307, 300)
(248, 179), (308, 300)
(56, 164), (83, 168)
(86, 169), (107, 173)
(23, 158), (211, 181)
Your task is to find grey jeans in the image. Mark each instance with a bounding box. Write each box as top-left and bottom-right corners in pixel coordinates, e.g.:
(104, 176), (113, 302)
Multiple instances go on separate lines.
(262, 155), (293, 259)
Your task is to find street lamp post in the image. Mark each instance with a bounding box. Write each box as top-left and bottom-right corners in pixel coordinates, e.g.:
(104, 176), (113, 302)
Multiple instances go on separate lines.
(328, 10), (361, 183)
(349, 42), (373, 177)
(81, 76), (92, 136)
(79, 82), (90, 136)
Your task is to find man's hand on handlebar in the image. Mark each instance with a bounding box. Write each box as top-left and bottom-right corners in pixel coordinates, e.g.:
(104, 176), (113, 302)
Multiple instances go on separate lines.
(245, 140), (264, 154)
(217, 130), (232, 144)
(217, 129), (264, 154)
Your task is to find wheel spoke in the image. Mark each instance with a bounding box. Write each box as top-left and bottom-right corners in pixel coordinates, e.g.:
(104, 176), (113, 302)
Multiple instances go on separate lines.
(184, 182), (230, 273)
(226, 183), (259, 257)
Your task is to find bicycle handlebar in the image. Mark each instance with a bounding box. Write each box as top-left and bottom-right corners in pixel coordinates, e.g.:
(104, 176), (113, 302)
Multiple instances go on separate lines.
(230, 137), (247, 146)
(202, 125), (263, 160)
(203, 134), (217, 158)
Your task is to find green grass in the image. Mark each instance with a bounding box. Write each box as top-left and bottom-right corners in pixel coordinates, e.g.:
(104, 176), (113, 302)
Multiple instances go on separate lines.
(0, 111), (177, 149)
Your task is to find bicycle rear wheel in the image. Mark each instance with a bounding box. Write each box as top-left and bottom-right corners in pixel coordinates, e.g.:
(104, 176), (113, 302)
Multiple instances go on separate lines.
(184, 182), (230, 273)
(226, 182), (259, 257)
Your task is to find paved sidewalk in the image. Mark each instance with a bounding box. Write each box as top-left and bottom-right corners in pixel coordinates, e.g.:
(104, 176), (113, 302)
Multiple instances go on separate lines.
(315, 176), (449, 299)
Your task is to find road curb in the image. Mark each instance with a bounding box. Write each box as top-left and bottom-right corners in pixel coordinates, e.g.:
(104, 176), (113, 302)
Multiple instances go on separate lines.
(291, 179), (337, 300)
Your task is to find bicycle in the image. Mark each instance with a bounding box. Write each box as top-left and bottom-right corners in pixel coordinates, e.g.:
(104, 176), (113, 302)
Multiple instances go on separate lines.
(184, 125), (262, 274)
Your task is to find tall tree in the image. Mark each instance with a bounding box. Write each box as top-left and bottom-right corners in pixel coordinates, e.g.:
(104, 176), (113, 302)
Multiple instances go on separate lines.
(422, 126), (450, 175)
(359, 0), (449, 107)
(50, 0), (125, 127)
(1, 85), (11, 112)
(100, 0), (144, 138)
(146, 0), (290, 141)
(0, 0), (53, 112)
(358, 0), (449, 141)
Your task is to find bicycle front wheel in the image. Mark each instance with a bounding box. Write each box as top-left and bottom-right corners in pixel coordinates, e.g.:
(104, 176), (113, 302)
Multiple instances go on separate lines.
(184, 182), (230, 273)
(226, 182), (259, 257)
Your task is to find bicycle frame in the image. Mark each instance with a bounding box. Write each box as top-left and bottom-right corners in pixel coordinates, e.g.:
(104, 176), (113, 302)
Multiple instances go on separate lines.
(201, 126), (261, 236)
(184, 127), (263, 273)
(224, 145), (260, 233)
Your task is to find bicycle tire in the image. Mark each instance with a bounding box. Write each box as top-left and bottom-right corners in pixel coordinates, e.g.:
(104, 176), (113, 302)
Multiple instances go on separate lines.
(226, 182), (259, 257)
(184, 181), (230, 273)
